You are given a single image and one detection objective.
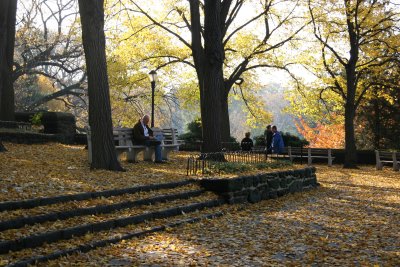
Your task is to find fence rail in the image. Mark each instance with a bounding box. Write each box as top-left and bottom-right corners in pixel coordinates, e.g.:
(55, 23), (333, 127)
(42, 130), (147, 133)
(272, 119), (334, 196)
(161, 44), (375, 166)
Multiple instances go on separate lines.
(186, 150), (288, 176)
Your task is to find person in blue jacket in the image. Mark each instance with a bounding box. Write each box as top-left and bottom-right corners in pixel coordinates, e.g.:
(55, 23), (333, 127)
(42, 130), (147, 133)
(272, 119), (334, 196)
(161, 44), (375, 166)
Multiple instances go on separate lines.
(271, 125), (284, 154)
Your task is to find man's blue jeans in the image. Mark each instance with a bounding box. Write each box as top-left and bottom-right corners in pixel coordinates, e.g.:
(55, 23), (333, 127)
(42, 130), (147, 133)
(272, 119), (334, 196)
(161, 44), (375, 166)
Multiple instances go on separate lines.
(144, 140), (162, 162)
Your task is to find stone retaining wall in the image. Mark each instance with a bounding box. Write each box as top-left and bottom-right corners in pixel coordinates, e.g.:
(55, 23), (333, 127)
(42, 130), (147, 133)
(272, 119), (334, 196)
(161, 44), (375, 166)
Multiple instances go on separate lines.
(0, 131), (60, 144)
(200, 167), (318, 204)
(0, 120), (31, 129)
(15, 112), (76, 143)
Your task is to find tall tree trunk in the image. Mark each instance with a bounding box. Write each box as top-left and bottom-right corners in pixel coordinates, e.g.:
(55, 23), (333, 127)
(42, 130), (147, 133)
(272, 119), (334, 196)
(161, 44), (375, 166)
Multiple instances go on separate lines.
(78, 0), (123, 171)
(373, 98), (381, 149)
(0, 0), (16, 121)
(344, 101), (357, 168)
(189, 0), (230, 152)
(201, 0), (223, 153)
(344, 66), (358, 168)
(343, 7), (358, 168)
(189, 0), (206, 151)
(0, 0), (17, 153)
(220, 90), (231, 144)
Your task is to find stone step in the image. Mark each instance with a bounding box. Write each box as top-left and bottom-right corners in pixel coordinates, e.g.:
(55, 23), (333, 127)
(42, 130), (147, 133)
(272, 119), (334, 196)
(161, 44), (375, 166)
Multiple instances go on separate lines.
(0, 179), (196, 212)
(0, 190), (216, 243)
(3, 204), (229, 266)
(0, 196), (225, 254)
(6, 210), (225, 267)
(0, 189), (206, 231)
(0, 183), (202, 222)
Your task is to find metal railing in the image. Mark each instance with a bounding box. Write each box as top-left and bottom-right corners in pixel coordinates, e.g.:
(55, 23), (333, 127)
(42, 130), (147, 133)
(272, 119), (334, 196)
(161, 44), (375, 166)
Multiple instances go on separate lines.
(186, 154), (216, 176)
(186, 150), (274, 176)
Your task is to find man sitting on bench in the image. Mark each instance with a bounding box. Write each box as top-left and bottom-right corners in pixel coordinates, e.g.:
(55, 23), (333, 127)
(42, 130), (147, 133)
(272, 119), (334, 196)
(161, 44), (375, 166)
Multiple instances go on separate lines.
(133, 115), (164, 163)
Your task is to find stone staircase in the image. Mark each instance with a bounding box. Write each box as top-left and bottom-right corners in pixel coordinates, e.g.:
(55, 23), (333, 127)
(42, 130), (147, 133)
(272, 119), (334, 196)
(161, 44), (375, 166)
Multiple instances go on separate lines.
(0, 180), (227, 267)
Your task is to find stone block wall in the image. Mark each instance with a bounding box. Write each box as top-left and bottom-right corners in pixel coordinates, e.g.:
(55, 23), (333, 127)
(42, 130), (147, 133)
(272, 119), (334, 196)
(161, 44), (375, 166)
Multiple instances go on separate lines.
(14, 112), (76, 144)
(0, 131), (60, 144)
(200, 167), (318, 204)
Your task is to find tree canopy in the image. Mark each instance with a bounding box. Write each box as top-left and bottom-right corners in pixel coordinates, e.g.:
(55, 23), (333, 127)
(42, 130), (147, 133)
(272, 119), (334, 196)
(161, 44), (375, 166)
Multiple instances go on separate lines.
(285, 0), (399, 166)
(1, 0), (399, 165)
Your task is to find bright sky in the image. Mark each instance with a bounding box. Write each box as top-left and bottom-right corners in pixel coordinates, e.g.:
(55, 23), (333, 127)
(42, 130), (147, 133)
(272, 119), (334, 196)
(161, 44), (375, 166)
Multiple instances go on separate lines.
(17, 0), (78, 33)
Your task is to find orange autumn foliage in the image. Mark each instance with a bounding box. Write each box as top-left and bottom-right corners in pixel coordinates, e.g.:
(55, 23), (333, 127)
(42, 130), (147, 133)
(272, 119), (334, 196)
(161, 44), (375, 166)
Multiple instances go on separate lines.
(295, 118), (345, 148)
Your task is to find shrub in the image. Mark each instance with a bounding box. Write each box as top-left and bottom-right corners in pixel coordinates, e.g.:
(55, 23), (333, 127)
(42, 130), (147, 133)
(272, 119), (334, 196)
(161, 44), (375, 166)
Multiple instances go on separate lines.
(254, 135), (266, 146)
(223, 136), (240, 151)
(179, 118), (203, 142)
(30, 112), (43, 126)
(254, 132), (309, 147)
(179, 119), (240, 150)
(282, 132), (309, 147)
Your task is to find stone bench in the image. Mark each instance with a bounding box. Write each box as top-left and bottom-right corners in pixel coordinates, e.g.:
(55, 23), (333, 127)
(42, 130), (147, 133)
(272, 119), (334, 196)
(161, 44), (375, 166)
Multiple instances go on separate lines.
(162, 128), (184, 146)
(122, 127), (181, 161)
(375, 150), (399, 171)
(154, 128), (181, 160)
(87, 126), (183, 163)
(87, 127), (152, 163)
(113, 127), (152, 162)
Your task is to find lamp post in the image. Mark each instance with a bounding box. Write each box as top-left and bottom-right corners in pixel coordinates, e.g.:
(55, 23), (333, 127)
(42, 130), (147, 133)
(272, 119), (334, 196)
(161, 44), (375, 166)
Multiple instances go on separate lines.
(148, 70), (157, 128)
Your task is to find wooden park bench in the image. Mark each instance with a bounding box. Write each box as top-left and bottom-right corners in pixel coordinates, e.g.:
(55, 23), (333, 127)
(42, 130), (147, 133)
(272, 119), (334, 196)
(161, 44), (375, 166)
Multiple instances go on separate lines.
(286, 146), (334, 166)
(375, 150), (399, 171)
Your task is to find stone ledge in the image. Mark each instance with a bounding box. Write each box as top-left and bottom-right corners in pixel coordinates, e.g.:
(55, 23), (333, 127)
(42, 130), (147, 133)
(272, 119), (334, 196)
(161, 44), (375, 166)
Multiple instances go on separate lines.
(0, 180), (195, 212)
(8, 212), (224, 267)
(200, 167), (318, 204)
(0, 199), (225, 254)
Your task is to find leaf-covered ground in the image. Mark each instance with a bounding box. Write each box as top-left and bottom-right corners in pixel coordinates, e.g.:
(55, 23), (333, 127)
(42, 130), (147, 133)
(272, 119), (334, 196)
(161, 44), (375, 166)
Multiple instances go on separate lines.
(0, 142), (193, 201)
(0, 142), (399, 266)
(0, 142), (298, 201)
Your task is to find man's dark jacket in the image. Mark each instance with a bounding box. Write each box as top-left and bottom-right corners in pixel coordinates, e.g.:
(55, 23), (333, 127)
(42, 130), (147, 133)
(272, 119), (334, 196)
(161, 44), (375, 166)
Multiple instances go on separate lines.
(241, 137), (254, 151)
(133, 120), (153, 145)
(264, 130), (273, 149)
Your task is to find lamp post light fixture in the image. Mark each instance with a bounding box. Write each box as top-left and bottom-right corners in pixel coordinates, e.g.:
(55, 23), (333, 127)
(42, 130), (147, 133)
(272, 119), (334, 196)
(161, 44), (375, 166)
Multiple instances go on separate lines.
(148, 70), (157, 128)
